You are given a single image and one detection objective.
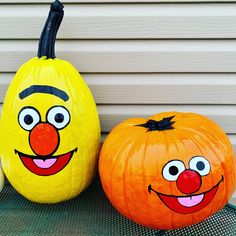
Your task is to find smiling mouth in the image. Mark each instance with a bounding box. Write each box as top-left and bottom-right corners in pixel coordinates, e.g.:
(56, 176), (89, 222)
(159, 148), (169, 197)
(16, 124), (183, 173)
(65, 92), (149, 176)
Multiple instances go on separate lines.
(148, 176), (223, 214)
(15, 148), (77, 176)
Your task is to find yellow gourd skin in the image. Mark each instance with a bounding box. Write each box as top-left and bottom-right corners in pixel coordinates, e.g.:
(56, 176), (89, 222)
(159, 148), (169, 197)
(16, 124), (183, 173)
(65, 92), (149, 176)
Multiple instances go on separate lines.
(0, 165), (5, 191)
(0, 57), (101, 203)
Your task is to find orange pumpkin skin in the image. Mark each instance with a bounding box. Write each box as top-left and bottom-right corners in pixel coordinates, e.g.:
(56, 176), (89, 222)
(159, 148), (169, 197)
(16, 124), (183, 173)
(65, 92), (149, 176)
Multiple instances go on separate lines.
(99, 112), (236, 230)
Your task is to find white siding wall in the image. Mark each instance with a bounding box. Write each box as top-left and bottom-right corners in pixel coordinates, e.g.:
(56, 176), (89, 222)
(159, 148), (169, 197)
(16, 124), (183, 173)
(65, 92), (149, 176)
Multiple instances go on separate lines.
(0, 0), (235, 204)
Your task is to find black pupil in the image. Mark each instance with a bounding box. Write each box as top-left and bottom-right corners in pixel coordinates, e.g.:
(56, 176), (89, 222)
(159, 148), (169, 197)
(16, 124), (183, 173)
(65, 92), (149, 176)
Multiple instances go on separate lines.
(169, 166), (179, 176)
(24, 115), (33, 125)
(197, 161), (205, 171)
(55, 113), (64, 123)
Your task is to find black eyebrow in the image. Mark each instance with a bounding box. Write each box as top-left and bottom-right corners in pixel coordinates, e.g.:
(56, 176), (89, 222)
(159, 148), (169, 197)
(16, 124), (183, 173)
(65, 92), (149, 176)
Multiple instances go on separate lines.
(19, 85), (69, 102)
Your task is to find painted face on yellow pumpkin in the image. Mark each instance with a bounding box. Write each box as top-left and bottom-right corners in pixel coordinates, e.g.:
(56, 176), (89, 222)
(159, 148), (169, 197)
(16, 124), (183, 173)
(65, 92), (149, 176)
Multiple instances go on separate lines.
(0, 0), (100, 204)
(0, 58), (100, 204)
(15, 85), (77, 176)
(148, 156), (223, 214)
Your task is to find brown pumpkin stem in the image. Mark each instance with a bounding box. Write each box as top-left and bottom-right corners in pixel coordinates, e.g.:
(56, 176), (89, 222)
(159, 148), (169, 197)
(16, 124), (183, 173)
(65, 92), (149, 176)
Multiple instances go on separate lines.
(137, 116), (175, 131)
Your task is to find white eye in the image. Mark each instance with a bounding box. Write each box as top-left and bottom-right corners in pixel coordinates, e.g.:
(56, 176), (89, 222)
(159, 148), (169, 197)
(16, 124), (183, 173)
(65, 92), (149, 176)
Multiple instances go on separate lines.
(18, 107), (40, 131)
(162, 160), (186, 181)
(189, 156), (211, 176)
(47, 106), (70, 129)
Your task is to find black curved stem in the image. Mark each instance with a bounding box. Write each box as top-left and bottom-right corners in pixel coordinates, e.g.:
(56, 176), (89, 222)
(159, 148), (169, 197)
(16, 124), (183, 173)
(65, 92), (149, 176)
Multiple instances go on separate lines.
(136, 116), (175, 131)
(37, 0), (64, 59)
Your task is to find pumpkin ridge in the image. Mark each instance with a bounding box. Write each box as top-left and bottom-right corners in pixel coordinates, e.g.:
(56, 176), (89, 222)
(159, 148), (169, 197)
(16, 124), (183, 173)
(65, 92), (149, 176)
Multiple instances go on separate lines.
(99, 126), (135, 174)
(190, 126), (231, 211)
(178, 115), (229, 153)
(182, 126), (229, 174)
(168, 128), (219, 224)
(180, 129), (213, 224)
(179, 127), (228, 215)
(104, 130), (141, 210)
(163, 130), (176, 228)
(170, 130), (197, 227)
(167, 128), (198, 227)
(120, 132), (144, 220)
(142, 132), (153, 224)
(197, 119), (231, 155)
(193, 129), (227, 218)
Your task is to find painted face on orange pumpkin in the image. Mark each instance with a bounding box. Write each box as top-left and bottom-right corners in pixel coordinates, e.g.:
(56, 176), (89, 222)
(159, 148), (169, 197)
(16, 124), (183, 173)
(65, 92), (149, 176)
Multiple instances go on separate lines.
(99, 112), (236, 229)
(148, 156), (224, 214)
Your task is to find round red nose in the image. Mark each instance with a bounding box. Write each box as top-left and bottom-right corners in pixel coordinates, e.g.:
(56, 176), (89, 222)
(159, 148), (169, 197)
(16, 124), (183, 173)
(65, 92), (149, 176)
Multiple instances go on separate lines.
(29, 123), (59, 156)
(176, 170), (201, 194)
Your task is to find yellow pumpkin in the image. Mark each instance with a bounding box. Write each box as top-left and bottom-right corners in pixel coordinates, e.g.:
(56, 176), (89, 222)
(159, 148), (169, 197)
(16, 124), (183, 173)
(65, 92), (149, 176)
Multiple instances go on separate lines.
(0, 162), (4, 192)
(99, 112), (236, 229)
(0, 0), (100, 203)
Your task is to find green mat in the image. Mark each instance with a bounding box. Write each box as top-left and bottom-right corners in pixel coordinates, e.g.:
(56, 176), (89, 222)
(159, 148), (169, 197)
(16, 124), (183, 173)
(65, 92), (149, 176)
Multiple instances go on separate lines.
(0, 177), (235, 236)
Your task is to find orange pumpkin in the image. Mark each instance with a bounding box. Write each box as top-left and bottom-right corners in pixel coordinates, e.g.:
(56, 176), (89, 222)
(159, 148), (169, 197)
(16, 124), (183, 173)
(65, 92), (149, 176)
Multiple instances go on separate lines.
(99, 112), (236, 229)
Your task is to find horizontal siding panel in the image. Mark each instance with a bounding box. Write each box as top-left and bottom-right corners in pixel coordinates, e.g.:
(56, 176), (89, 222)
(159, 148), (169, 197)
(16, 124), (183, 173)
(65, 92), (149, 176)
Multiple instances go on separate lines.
(85, 74), (236, 104)
(2, 73), (236, 104)
(2, 4), (236, 39)
(1, 40), (236, 72)
(0, 74), (11, 103)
